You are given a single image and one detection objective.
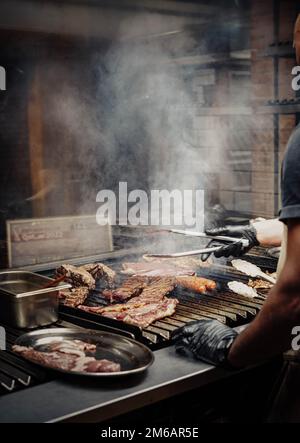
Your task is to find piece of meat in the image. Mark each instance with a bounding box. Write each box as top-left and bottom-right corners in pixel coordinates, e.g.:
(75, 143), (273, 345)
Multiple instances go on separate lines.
(79, 297), (178, 329)
(56, 264), (95, 289)
(86, 359), (120, 373)
(102, 276), (175, 304)
(81, 263), (116, 287)
(59, 287), (90, 307)
(48, 340), (96, 355)
(102, 276), (149, 302)
(79, 278), (178, 328)
(13, 345), (80, 371)
(138, 277), (176, 302)
(13, 344), (121, 373)
(121, 262), (195, 277)
(175, 276), (217, 293)
(248, 278), (273, 290)
(120, 298), (178, 328)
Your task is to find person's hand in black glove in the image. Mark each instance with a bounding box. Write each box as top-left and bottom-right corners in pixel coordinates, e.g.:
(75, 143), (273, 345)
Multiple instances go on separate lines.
(201, 224), (259, 260)
(171, 319), (238, 368)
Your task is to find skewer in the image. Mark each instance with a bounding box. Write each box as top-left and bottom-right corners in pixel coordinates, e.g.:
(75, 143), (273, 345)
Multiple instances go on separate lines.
(42, 275), (66, 289)
(42, 263), (99, 289)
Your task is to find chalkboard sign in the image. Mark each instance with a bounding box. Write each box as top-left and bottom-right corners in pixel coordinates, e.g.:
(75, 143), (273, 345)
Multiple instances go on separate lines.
(6, 215), (113, 268)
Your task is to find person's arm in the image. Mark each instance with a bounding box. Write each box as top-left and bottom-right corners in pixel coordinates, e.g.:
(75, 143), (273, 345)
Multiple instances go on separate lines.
(252, 218), (283, 247)
(172, 220), (300, 368)
(228, 219), (300, 368)
(204, 218), (282, 260)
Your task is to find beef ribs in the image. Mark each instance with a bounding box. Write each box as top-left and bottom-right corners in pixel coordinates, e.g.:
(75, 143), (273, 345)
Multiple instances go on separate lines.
(56, 264), (95, 289)
(138, 277), (176, 302)
(79, 277), (178, 328)
(102, 276), (150, 302)
(81, 263), (116, 287)
(79, 297), (178, 329)
(59, 286), (90, 307)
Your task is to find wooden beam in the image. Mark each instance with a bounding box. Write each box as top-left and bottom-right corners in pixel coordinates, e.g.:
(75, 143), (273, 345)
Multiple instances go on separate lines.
(27, 66), (45, 217)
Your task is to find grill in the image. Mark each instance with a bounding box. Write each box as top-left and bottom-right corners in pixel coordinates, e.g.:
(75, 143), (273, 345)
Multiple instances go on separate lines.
(0, 323), (49, 395)
(0, 319), (93, 396)
(0, 240), (277, 397)
(58, 249), (273, 350)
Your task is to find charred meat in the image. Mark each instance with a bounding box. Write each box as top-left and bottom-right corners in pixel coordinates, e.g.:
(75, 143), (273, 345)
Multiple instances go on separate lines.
(59, 286), (90, 307)
(102, 276), (149, 303)
(81, 263), (116, 287)
(79, 297), (178, 329)
(56, 264), (95, 289)
(79, 277), (178, 328)
(248, 278), (273, 290)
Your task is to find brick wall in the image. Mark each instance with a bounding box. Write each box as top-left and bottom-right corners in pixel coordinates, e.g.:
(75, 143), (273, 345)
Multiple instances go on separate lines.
(249, 0), (298, 218)
(202, 0), (299, 219)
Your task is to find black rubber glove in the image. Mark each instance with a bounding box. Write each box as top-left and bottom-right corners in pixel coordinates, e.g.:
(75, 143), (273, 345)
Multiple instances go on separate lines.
(171, 319), (238, 368)
(202, 225), (259, 260)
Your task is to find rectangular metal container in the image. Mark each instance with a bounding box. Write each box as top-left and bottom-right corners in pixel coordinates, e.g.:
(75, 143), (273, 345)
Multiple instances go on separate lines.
(0, 271), (71, 328)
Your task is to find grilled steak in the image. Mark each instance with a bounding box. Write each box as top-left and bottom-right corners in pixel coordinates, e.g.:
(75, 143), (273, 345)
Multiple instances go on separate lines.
(79, 297), (178, 329)
(138, 277), (176, 302)
(81, 263), (116, 287)
(121, 262), (195, 277)
(13, 344), (121, 373)
(56, 264), (95, 289)
(102, 276), (149, 302)
(79, 277), (178, 328)
(59, 286), (90, 307)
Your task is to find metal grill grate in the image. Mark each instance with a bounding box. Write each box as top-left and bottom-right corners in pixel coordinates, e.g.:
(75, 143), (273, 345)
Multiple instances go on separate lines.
(59, 254), (272, 349)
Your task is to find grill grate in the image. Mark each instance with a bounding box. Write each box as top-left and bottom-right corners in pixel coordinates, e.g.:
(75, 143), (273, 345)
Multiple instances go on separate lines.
(59, 254), (273, 350)
(0, 322), (49, 396)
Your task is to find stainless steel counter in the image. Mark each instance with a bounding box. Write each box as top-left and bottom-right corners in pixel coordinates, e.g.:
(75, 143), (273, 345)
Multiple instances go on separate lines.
(0, 345), (242, 423)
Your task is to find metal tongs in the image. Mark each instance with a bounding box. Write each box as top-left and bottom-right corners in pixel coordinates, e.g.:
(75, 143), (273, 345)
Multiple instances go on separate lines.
(144, 229), (250, 259)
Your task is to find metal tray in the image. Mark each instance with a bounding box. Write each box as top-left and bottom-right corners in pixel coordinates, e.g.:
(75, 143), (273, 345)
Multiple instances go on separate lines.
(0, 271), (70, 297)
(14, 328), (154, 377)
(0, 271), (71, 328)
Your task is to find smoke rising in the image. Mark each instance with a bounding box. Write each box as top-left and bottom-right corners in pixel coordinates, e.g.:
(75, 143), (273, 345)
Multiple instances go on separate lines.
(41, 12), (231, 228)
